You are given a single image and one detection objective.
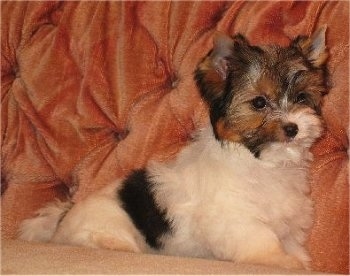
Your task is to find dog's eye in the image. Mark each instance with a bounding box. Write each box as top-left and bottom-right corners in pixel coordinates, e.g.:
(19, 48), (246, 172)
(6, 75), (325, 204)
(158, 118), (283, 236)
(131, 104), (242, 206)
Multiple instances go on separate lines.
(295, 92), (307, 104)
(251, 96), (267, 109)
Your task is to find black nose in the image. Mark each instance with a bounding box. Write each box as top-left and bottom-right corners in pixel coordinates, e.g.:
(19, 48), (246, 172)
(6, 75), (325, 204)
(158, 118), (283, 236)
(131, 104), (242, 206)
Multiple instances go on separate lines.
(283, 123), (298, 138)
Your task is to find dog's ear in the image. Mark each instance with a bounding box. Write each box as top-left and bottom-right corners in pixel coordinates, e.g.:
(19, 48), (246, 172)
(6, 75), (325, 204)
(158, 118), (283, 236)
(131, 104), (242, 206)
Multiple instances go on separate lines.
(210, 32), (235, 80)
(292, 26), (328, 67)
(195, 32), (236, 104)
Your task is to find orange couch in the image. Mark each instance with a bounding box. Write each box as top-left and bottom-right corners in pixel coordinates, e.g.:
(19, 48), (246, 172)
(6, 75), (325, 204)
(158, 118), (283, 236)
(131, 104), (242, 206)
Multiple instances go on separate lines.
(1, 1), (348, 274)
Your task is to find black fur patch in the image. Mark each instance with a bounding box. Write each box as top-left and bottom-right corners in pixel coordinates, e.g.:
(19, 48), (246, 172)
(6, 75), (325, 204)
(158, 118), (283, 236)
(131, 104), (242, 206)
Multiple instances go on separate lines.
(118, 169), (172, 249)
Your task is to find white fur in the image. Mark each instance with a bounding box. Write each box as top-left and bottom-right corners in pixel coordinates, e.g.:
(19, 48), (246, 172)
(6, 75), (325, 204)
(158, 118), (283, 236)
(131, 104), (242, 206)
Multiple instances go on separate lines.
(51, 183), (148, 253)
(19, 200), (72, 242)
(19, 107), (322, 270)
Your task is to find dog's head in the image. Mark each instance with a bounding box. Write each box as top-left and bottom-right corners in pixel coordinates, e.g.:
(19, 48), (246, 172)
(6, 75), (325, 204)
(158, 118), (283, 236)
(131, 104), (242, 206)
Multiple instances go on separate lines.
(195, 28), (328, 158)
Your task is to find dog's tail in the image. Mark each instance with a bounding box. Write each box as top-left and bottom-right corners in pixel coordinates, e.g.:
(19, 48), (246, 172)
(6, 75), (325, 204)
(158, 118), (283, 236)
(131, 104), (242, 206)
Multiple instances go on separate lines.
(18, 200), (73, 242)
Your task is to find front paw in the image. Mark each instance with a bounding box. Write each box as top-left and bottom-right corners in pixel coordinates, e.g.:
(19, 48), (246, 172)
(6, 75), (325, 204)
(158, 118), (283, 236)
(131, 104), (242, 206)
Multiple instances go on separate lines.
(236, 243), (307, 270)
(90, 232), (143, 253)
(279, 255), (305, 270)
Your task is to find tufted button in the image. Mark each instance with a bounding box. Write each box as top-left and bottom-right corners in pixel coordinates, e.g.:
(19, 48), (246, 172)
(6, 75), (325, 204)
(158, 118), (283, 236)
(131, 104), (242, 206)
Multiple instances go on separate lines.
(170, 73), (180, 89)
(113, 129), (130, 142)
(14, 66), (20, 78)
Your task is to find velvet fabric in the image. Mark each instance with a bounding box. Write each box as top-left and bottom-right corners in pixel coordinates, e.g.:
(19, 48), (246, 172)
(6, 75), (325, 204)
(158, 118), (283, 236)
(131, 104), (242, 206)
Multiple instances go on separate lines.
(1, 1), (348, 273)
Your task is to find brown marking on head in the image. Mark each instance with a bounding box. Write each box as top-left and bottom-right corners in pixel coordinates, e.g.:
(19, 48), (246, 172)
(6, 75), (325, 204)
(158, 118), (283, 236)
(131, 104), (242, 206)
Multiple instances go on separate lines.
(215, 119), (241, 142)
(254, 73), (280, 101)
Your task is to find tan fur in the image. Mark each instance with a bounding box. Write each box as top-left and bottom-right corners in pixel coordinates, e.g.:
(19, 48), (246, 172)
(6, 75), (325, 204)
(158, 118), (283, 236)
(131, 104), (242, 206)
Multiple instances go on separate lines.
(215, 119), (241, 142)
(254, 73), (280, 101)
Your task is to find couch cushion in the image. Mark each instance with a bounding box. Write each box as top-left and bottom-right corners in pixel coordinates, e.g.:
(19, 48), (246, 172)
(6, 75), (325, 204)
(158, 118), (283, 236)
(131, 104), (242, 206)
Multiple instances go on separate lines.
(2, 239), (325, 275)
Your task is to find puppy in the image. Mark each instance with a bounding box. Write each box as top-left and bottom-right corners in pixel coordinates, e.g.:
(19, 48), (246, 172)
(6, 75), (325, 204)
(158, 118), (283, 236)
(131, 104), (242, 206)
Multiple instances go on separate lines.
(19, 27), (328, 270)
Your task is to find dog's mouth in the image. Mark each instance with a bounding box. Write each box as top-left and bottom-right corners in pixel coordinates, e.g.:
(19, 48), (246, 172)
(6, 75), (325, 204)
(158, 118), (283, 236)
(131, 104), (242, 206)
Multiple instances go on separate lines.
(241, 131), (298, 158)
(242, 136), (269, 158)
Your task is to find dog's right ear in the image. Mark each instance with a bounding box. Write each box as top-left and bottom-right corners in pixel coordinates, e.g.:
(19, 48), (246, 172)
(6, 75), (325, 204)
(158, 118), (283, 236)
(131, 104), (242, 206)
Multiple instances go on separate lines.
(291, 26), (328, 68)
(195, 32), (235, 104)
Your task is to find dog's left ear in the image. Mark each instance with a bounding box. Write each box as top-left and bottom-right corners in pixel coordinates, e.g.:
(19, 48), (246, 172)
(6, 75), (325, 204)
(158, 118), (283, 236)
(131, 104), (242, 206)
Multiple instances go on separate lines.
(210, 32), (235, 80)
(195, 32), (235, 104)
(292, 26), (328, 67)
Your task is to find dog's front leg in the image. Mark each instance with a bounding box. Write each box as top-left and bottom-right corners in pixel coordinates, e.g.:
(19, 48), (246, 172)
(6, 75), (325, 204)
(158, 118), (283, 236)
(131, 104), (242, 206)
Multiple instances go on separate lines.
(210, 223), (305, 270)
